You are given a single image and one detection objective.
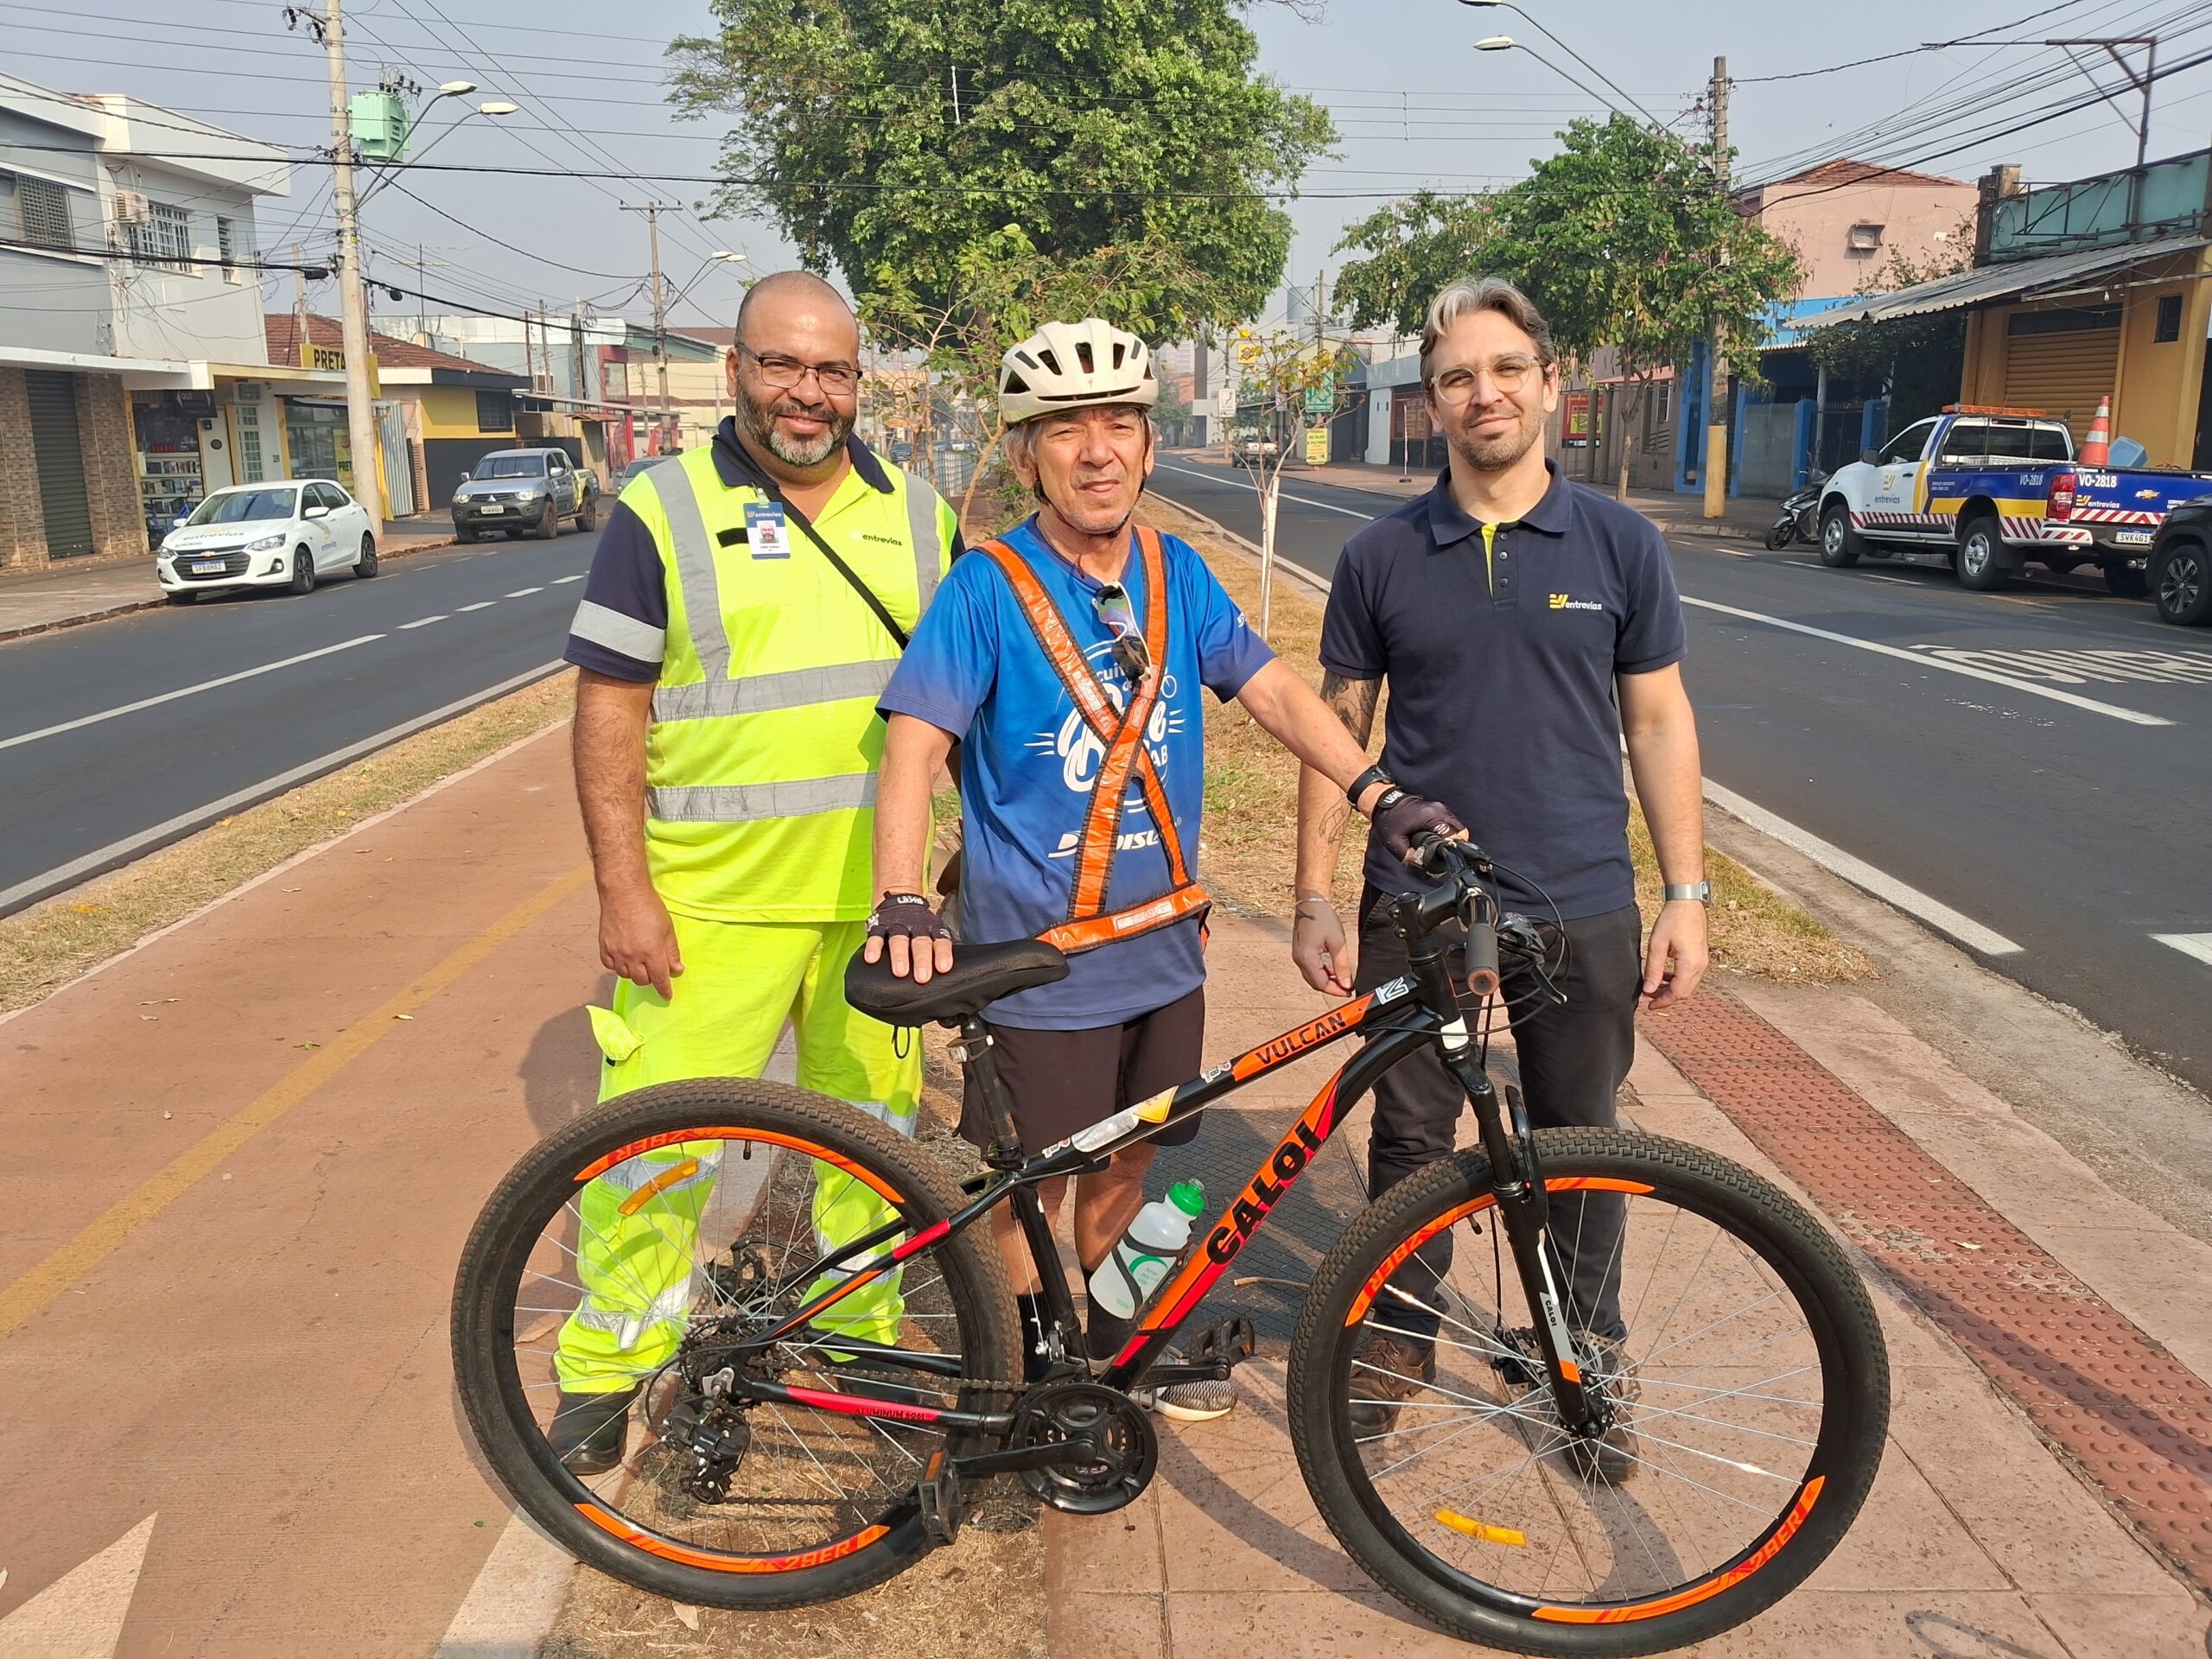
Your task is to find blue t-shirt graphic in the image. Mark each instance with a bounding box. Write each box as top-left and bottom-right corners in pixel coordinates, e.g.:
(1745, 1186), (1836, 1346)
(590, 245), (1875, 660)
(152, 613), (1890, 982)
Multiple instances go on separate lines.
(879, 517), (1274, 1028)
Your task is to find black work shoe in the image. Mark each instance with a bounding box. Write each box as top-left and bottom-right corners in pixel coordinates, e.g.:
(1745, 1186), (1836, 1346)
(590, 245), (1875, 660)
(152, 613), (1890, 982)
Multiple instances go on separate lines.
(549, 1385), (639, 1476)
(1347, 1334), (1437, 1435)
(1560, 1333), (1641, 1485)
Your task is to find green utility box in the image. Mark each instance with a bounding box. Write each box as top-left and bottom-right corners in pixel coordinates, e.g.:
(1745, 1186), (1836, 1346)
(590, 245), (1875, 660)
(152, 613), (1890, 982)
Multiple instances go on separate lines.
(350, 90), (410, 161)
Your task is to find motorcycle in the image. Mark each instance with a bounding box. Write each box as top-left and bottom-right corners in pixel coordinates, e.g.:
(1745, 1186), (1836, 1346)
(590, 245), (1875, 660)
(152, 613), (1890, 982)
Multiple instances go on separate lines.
(1766, 471), (1827, 550)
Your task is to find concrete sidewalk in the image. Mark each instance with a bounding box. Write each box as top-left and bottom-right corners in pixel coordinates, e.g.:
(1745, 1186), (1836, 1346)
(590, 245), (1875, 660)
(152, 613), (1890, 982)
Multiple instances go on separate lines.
(1048, 909), (2211, 1657)
(0, 516), (458, 643)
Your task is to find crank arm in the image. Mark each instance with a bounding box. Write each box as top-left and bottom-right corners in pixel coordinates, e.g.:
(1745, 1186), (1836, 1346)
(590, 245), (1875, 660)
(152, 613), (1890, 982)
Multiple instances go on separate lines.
(951, 1435), (1107, 1479)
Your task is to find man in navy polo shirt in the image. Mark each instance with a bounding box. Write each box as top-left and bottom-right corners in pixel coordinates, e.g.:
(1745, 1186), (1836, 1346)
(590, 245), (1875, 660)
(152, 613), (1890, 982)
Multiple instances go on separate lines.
(1291, 277), (1711, 1475)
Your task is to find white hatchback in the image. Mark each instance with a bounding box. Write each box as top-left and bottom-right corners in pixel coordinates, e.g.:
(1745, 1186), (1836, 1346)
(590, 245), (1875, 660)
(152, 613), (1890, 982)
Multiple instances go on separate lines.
(156, 479), (378, 602)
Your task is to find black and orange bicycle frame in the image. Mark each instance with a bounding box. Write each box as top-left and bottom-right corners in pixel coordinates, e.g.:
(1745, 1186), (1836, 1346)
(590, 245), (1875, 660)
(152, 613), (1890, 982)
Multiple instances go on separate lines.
(725, 868), (1609, 1449)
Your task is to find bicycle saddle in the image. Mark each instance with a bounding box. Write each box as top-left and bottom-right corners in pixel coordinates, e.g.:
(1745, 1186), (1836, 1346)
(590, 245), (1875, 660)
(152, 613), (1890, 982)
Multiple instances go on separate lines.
(844, 937), (1070, 1026)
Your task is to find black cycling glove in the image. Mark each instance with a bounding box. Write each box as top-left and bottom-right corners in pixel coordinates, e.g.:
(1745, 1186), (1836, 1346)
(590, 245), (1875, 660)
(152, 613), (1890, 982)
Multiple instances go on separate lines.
(868, 892), (950, 945)
(1372, 789), (1468, 864)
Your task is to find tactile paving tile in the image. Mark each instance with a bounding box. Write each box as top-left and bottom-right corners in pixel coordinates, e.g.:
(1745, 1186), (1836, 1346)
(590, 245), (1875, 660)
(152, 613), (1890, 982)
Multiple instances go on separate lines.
(1643, 990), (2212, 1592)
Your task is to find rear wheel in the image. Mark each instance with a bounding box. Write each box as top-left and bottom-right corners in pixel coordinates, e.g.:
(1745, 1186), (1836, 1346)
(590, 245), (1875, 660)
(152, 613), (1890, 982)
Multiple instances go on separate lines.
(1816, 506), (1861, 567)
(1955, 513), (2008, 591)
(452, 1078), (1020, 1610)
(2104, 562), (2148, 599)
(1289, 1131), (1889, 1657)
(355, 533), (379, 578)
(2152, 539), (2212, 625)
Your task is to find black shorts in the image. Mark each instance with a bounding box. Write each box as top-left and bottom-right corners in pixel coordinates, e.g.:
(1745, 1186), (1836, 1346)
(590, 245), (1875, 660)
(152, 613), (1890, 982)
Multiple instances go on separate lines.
(959, 987), (1206, 1153)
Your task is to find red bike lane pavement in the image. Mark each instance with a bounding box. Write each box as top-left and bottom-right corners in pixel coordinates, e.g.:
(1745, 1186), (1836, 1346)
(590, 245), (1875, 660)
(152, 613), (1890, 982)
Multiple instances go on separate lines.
(0, 724), (601, 1656)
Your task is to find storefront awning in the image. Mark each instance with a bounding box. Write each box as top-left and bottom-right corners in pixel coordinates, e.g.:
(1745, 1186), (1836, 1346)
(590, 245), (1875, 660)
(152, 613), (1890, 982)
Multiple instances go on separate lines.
(1802, 233), (2209, 329)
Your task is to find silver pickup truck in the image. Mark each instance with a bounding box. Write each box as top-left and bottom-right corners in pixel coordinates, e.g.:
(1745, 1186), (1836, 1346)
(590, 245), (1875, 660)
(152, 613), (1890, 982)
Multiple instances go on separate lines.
(451, 447), (598, 542)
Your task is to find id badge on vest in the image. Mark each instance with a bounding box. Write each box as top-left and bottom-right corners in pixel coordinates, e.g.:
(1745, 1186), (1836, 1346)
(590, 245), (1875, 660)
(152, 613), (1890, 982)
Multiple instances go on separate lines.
(744, 500), (790, 559)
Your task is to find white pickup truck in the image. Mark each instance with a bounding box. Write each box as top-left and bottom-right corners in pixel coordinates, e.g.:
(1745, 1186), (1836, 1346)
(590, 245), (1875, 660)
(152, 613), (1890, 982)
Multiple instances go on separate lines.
(1814, 405), (2212, 595)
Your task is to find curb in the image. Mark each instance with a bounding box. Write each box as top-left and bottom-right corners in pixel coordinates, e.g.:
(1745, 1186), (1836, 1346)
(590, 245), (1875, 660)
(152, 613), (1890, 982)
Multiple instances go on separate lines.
(0, 533), (460, 646)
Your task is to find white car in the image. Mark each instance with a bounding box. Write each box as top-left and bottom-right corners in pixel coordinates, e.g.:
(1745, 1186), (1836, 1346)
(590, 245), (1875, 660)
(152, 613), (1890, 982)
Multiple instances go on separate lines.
(156, 479), (378, 602)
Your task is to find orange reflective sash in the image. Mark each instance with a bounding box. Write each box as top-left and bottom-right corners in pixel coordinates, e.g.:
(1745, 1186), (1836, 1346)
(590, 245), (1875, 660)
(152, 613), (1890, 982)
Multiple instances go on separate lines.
(976, 528), (1211, 956)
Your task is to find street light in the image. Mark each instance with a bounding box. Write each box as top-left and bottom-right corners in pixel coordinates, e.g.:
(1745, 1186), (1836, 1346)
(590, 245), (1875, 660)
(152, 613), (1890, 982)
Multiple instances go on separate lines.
(1457, 0), (1663, 128)
(1467, 33), (1646, 128)
(356, 95), (515, 207)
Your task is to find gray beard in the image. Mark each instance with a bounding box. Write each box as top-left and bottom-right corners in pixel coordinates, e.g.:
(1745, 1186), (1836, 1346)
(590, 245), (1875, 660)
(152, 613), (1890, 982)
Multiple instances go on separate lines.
(741, 397), (849, 467)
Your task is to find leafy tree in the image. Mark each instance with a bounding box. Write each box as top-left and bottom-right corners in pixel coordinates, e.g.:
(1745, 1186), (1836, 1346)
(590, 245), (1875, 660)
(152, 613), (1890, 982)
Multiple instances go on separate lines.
(1332, 115), (1802, 497)
(1332, 191), (1493, 340)
(1224, 326), (1359, 638)
(667, 0), (1333, 338)
(1805, 239), (1973, 433)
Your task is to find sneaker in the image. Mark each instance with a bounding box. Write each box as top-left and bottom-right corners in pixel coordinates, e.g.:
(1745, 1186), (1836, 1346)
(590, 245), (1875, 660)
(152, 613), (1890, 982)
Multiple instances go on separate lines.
(1559, 1333), (1641, 1484)
(1134, 1347), (1238, 1423)
(1346, 1334), (1437, 1435)
(548, 1384), (639, 1476)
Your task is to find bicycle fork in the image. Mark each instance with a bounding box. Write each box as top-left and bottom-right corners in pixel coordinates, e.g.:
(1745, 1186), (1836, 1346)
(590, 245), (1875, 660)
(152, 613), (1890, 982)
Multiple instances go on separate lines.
(1407, 930), (1608, 1438)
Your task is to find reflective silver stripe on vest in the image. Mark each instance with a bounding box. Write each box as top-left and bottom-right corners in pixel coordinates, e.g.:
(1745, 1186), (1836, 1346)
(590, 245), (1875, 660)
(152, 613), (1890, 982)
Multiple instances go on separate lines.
(569, 599), (667, 664)
(645, 466), (731, 679)
(646, 773), (879, 822)
(651, 658), (895, 723)
(903, 473), (944, 610)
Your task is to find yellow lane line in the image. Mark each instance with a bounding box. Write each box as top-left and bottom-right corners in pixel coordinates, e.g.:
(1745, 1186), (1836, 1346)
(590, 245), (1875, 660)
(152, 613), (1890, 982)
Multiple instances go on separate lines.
(0, 861), (593, 1339)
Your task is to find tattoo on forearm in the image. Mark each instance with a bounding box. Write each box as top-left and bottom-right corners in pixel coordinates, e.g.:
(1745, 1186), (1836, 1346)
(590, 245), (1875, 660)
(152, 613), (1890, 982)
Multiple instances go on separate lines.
(1319, 671), (1381, 745)
(1316, 800), (1352, 849)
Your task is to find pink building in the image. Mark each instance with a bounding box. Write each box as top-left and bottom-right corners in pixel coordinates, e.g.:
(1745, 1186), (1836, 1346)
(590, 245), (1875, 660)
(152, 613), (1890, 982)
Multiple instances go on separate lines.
(1735, 159), (1977, 297)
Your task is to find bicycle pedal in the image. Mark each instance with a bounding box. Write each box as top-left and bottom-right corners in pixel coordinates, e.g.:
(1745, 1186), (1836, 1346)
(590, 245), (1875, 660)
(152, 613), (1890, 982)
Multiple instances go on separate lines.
(1185, 1314), (1256, 1370)
(918, 1447), (964, 1545)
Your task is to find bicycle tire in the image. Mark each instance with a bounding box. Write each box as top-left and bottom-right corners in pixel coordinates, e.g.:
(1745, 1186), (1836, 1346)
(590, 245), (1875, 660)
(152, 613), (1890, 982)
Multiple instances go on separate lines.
(452, 1077), (1020, 1609)
(1287, 1129), (1889, 1656)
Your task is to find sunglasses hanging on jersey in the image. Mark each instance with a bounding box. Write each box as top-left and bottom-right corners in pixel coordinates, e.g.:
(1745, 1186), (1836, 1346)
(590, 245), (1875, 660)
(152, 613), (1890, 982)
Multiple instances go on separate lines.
(1092, 581), (1152, 683)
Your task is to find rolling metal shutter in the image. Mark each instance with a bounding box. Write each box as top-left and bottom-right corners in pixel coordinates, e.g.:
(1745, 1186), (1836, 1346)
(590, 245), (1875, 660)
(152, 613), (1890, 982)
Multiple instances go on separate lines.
(24, 371), (95, 560)
(2003, 315), (2120, 440)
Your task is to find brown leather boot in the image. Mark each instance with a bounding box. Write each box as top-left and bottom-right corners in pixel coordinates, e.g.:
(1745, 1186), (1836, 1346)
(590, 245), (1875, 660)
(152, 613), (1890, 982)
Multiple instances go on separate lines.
(1346, 1333), (1438, 1435)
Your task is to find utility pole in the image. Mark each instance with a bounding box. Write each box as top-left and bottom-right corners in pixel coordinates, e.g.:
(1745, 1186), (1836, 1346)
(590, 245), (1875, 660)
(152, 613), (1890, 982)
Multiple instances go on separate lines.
(621, 202), (677, 451)
(315, 0), (384, 519)
(537, 298), (552, 392)
(291, 242), (311, 368)
(1702, 54), (1731, 522)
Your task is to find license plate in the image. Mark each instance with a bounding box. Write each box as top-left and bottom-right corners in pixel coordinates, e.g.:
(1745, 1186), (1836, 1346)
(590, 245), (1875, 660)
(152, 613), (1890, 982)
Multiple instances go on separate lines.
(478, 505), (505, 515)
(2113, 529), (2152, 544)
(191, 561), (226, 575)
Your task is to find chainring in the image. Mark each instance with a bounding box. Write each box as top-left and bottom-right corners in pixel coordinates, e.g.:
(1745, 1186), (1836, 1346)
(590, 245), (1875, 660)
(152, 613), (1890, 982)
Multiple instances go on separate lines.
(1010, 1381), (1157, 1515)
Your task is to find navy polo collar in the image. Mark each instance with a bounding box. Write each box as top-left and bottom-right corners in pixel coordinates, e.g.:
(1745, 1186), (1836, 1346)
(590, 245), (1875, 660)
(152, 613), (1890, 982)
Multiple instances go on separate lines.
(1425, 458), (1573, 547)
(709, 417), (895, 495)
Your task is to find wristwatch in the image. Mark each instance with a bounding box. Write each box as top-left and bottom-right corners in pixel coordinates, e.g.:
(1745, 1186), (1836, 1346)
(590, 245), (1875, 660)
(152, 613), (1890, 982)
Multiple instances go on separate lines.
(1662, 880), (1713, 905)
(1347, 764), (1395, 807)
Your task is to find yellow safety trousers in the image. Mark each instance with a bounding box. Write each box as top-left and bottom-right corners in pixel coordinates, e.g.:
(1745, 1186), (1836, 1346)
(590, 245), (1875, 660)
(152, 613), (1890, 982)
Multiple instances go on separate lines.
(555, 912), (920, 1394)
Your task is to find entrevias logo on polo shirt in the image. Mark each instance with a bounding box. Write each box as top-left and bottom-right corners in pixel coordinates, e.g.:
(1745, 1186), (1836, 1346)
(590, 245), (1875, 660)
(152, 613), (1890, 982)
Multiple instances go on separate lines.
(1549, 594), (1605, 612)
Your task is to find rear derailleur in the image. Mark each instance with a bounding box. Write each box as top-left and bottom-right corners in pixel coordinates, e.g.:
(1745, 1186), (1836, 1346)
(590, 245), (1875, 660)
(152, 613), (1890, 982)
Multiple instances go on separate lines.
(651, 1363), (753, 1503)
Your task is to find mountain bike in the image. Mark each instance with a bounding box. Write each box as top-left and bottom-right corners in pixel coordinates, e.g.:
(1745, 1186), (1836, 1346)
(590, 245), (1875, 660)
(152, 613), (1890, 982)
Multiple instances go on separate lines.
(451, 838), (1889, 1656)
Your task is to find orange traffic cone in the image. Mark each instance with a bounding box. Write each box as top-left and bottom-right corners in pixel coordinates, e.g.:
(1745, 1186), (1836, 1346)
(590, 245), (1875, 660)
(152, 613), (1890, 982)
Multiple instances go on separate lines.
(2079, 395), (2112, 467)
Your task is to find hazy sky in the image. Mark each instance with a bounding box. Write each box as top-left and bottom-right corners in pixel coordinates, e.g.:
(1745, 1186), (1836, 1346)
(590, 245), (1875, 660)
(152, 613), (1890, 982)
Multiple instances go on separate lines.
(7, 0), (2209, 337)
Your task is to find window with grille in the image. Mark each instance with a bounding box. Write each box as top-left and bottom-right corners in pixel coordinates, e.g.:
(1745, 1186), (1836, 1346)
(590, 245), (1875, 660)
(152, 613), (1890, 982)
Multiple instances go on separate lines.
(9, 173), (75, 251)
(127, 200), (193, 273)
(217, 216), (242, 283)
(235, 404), (265, 481)
(476, 389), (515, 432)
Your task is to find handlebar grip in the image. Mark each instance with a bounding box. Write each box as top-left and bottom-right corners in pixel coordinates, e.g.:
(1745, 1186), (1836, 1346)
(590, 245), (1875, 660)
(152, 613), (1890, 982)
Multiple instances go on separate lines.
(1463, 921), (1501, 999)
(1414, 833), (1458, 875)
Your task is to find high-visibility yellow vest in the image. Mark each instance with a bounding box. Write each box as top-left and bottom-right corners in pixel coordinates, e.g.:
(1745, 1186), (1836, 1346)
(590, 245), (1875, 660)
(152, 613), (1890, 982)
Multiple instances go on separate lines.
(626, 445), (957, 922)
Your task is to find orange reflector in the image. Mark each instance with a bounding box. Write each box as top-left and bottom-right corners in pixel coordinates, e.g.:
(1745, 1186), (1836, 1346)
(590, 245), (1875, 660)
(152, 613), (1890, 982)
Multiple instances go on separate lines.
(1435, 1510), (1527, 1548)
(617, 1157), (701, 1217)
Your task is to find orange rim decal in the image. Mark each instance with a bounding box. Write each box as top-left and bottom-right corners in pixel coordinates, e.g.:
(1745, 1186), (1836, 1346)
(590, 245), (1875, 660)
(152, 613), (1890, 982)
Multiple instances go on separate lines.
(576, 1502), (890, 1573)
(1532, 1476), (1825, 1624)
(1344, 1178), (1654, 1326)
(575, 1129), (903, 1205)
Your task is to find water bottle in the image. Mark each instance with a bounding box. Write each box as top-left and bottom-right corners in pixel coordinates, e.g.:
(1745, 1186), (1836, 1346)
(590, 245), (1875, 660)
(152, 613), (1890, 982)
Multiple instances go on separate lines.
(1087, 1180), (1206, 1320)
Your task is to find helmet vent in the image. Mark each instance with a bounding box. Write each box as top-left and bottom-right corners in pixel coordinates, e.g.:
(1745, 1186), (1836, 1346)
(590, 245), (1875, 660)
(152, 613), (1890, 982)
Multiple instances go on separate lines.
(1074, 340), (1095, 374)
(1036, 349), (1062, 377)
(1001, 371), (1031, 395)
(1111, 341), (1126, 369)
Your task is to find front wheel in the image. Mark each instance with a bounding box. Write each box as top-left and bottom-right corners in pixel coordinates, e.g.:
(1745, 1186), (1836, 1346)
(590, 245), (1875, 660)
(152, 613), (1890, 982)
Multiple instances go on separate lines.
(531, 501), (558, 540)
(577, 493), (598, 531)
(2153, 539), (2212, 625)
(1287, 1130), (1889, 1657)
(286, 546), (316, 596)
(1764, 519), (1793, 550)
(1816, 505), (1861, 567)
(452, 1078), (1019, 1611)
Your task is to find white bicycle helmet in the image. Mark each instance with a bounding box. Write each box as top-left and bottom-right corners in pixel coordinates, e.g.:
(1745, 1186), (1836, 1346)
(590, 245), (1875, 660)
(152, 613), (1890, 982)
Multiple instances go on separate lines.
(998, 319), (1158, 426)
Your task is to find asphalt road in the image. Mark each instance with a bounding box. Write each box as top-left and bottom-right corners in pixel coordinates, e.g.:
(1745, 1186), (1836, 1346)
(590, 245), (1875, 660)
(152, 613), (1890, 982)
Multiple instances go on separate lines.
(0, 529), (594, 915)
(1149, 455), (2212, 1097)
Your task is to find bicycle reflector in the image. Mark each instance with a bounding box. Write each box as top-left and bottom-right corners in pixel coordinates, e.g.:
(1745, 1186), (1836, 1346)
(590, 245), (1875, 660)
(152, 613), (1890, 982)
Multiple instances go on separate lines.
(1435, 1510), (1528, 1547)
(2047, 471), (2076, 522)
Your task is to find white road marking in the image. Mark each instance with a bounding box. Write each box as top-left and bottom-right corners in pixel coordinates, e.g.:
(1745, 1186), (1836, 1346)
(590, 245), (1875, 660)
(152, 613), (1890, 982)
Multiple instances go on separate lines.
(0, 637), (383, 753)
(1680, 596), (2172, 727)
(1154, 461), (1379, 519)
(1915, 645), (2212, 685)
(553, 574), (586, 584)
(505, 587), (543, 597)
(2153, 932), (2212, 969)
(0, 661), (565, 915)
(1780, 557), (1822, 569)
(1860, 573), (1922, 585)
(0, 1513), (155, 1659)
(432, 1512), (575, 1659)
(1702, 779), (2023, 957)
(458, 601), (497, 613)
(400, 614), (448, 629)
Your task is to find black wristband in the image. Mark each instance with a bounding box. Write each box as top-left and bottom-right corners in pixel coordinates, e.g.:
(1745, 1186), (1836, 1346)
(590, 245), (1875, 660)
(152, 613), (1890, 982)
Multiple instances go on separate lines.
(1348, 765), (1395, 808)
